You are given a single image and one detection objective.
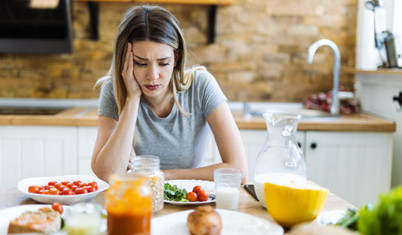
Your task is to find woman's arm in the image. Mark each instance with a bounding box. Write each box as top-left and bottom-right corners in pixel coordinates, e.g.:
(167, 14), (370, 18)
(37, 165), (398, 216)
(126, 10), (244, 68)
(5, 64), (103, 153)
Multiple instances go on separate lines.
(91, 98), (140, 182)
(163, 102), (248, 184)
(91, 43), (142, 182)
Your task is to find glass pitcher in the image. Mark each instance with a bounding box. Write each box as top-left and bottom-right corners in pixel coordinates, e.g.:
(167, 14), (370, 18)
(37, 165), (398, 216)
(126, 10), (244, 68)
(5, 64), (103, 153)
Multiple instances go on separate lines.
(253, 112), (307, 208)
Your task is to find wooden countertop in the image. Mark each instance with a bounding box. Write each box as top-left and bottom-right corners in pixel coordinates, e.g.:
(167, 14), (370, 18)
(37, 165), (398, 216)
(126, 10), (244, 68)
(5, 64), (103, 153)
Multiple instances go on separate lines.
(0, 186), (353, 234)
(0, 107), (396, 132)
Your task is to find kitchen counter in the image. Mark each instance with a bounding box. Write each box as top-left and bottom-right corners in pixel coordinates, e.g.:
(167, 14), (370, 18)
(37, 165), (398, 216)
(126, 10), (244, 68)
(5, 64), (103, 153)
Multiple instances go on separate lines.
(0, 106), (396, 132)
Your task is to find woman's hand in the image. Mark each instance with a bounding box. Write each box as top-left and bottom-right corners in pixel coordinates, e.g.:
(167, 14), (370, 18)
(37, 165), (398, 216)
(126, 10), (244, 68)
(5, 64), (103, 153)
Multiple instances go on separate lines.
(126, 147), (136, 172)
(122, 43), (142, 99)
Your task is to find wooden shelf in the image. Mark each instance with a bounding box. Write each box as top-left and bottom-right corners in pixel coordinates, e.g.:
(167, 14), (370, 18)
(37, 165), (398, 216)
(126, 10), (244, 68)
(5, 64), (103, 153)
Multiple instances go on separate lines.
(73, 0), (233, 5)
(74, 0), (232, 42)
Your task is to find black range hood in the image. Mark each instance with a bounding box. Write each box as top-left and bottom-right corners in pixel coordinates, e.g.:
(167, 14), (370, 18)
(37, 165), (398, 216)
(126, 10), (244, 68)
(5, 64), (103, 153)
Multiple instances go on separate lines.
(0, 0), (73, 54)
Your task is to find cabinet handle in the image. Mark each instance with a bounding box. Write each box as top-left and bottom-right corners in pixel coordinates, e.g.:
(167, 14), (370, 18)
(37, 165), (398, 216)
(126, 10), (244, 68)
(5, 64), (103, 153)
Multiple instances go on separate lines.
(310, 142), (317, 149)
(297, 142), (302, 148)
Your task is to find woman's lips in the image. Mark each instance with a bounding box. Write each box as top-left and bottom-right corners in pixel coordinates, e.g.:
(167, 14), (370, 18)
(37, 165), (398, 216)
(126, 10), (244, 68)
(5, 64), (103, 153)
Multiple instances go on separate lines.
(144, 85), (160, 90)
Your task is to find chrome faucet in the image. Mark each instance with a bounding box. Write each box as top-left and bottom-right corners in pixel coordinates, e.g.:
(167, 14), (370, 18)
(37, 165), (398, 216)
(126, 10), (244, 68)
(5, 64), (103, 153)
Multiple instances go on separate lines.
(307, 39), (340, 116)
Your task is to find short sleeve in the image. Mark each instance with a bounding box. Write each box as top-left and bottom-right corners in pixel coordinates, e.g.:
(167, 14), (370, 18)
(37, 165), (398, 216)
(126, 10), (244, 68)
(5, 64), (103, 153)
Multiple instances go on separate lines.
(194, 70), (228, 119)
(98, 79), (119, 120)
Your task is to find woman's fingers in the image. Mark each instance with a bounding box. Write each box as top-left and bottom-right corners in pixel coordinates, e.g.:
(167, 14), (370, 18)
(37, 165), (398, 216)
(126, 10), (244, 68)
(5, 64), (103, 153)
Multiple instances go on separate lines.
(121, 42), (141, 98)
(122, 43), (131, 77)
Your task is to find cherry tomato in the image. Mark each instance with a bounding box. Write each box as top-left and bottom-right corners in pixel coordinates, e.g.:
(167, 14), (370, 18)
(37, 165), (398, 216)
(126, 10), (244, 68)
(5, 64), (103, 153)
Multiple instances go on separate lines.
(67, 182), (75, 188)
(89, 181), (98, 189)
(73, 180), (82, 186)
(62, 188), (74, 195)
(86, 186), (97, 193)
(41, 189), (50, 195)
(48, 181), (57, 186)
(197, 190), (209, 202)
(49, 187), (60, 195)
(74, 187), (88, 194)
(59, 185), (67, 191)
(52, 203), (64, 214)
(71, 185), (78, 191)
(54, 182), (63, 190)
(61, 181), (69, 185)
(186, 192), (198, 202)
(28, 185), (40, 194)
(192, 185), (204, 195)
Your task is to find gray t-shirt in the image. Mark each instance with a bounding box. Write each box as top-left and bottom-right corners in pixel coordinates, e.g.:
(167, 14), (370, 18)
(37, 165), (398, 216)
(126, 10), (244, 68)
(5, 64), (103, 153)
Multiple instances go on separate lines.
(98, 70), (227, 169)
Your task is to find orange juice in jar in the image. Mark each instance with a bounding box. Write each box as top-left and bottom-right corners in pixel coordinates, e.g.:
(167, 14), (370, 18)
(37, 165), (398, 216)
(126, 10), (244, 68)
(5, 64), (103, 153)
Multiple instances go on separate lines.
(106, 173), (152, 235)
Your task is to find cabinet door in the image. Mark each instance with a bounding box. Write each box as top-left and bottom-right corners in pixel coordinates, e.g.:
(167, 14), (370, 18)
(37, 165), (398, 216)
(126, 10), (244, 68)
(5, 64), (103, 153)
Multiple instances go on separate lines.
(0, 126), (77, 187)
(77, 127), (98, 176)
(305, 131), (393, 207)
(356, 74), (402, 187)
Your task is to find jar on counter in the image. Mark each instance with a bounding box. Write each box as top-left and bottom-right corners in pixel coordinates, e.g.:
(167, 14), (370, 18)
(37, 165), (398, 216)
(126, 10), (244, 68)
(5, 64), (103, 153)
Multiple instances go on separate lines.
(129, 155), (164, 213)
(106, 173), (152, 235)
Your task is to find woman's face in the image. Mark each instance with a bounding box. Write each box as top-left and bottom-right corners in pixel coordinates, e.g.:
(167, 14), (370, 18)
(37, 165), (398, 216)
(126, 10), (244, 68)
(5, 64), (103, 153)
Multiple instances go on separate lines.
(131, 40), (176, 99)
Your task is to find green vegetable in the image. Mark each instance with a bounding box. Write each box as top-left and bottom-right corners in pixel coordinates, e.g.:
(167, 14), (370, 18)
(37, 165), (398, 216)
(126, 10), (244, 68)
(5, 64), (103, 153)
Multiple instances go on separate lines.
(336, 207), (359, 231)
(357, 186), (402, 235)
(164, 183), (189, 202)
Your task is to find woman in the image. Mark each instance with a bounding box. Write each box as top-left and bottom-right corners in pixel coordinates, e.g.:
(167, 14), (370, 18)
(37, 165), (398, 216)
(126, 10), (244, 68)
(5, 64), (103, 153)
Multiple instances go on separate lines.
(91, 5), (247, 184)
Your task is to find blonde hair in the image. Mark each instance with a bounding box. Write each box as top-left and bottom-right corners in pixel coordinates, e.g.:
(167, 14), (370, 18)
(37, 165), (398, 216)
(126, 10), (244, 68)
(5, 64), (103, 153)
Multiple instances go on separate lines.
(96, 5), (200, 116)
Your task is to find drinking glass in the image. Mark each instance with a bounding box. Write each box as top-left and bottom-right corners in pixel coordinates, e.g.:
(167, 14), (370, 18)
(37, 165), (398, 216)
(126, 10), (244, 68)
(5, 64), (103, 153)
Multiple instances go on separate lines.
(214, 168), (242, 211)
(64, 203), (102, 235)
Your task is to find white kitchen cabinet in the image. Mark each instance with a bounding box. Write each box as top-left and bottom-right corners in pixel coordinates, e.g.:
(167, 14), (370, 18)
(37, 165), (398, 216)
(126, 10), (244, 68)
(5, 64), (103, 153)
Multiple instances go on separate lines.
(77, 127), (98, 176)
(0, 125), (100, 187)
(206, 128), (393, 207)
(305, 131), (393, 207)
(0, 126), (77, 187)
(356, 72), (402, 188)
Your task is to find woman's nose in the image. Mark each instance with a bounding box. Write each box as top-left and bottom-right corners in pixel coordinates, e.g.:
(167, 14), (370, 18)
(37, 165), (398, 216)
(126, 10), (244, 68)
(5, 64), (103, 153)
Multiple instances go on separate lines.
(147, 65), (159, 80)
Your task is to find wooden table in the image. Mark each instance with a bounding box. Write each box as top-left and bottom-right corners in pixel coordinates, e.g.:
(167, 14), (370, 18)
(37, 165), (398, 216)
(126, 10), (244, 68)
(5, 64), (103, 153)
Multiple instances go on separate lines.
(0, 186), (353, 233)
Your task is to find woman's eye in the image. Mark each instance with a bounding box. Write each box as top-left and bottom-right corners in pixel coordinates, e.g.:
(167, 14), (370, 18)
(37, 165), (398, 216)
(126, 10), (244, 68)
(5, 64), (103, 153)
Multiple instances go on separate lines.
(160, 63), (170, 66)
(134, 61), (147, 66)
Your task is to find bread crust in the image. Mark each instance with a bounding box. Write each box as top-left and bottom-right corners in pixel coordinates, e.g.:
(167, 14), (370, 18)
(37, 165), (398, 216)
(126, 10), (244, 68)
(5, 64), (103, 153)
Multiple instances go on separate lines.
(187, 205), (222, 235)
(8, 207), (61, 234)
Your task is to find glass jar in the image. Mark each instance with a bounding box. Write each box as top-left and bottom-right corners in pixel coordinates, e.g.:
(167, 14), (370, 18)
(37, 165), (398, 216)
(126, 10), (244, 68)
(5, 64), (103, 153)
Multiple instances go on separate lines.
(130, 155), (164, 213)
(106, 173), (152, 235)
(64, 203), (102, 235)
(253, 112), (307, 208)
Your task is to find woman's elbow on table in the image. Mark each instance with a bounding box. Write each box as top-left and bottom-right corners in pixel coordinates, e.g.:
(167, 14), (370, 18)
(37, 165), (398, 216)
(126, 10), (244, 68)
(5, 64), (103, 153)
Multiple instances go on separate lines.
(239, 164), (248, 185)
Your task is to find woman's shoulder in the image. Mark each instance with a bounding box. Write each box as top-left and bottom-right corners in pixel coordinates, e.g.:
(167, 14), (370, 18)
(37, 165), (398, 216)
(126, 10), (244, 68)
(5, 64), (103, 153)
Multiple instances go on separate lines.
(191, 66), (215, 85)
(99, 77), (114, 93)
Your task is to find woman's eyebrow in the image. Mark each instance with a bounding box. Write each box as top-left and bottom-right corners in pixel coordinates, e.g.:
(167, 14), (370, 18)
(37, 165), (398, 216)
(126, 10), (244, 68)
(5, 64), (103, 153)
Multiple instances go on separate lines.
(134, 55), (171, 61)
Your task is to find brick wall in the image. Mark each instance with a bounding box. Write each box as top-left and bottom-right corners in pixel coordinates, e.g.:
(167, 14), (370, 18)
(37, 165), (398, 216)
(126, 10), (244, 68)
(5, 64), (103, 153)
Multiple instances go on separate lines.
(0, 0), (357, 102)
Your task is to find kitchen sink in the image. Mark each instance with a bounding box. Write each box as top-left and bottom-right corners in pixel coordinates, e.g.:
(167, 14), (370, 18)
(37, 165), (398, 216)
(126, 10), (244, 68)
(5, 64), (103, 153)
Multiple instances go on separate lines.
(250, 108), (339, 119)
(0, 107), (68, 115)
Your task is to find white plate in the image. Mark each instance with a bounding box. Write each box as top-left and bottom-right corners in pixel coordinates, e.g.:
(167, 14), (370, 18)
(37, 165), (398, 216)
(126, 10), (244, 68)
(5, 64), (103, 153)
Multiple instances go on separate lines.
(151, 208), (284, 235)
(0, 204), (67, 235)
(316, 210), (346, 225)
(18, 175), (109, 205)
(0, 204), (107, 235)
(164, 180), (216, 205)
